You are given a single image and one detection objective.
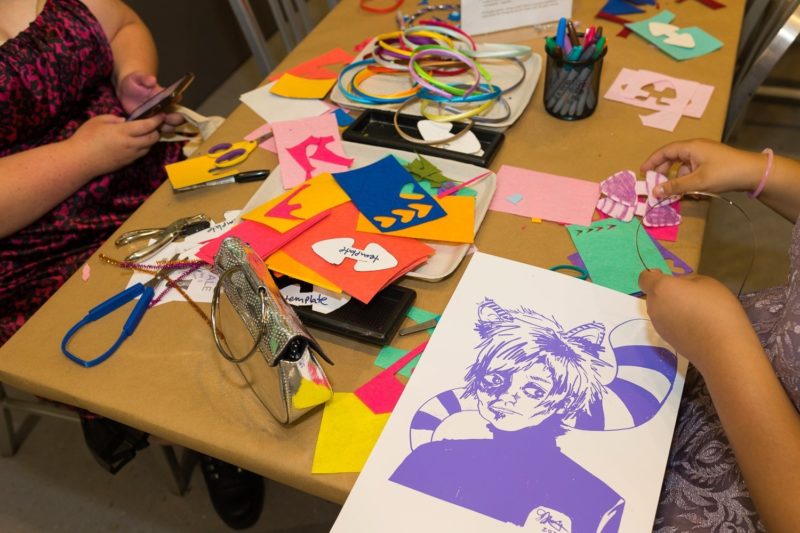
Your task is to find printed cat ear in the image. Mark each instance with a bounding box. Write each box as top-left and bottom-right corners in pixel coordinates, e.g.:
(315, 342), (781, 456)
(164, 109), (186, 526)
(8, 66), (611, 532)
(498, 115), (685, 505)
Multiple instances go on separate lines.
(476, 299), (513, 325)
(563, 321), (606, 347)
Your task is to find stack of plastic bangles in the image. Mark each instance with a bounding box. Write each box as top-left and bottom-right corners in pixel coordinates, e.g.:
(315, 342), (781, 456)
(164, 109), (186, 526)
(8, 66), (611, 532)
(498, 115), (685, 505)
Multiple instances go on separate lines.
(338, 59), (420, 105)
(408, 45), (492, 99)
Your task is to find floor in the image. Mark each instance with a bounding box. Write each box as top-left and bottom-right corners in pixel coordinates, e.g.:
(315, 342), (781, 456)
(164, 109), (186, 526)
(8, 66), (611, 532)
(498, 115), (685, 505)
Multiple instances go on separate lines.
(2, 19), (799, 533)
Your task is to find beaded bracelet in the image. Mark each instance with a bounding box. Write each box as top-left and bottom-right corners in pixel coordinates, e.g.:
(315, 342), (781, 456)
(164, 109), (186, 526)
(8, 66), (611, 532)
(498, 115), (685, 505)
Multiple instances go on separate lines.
(749, 148), (774, 199)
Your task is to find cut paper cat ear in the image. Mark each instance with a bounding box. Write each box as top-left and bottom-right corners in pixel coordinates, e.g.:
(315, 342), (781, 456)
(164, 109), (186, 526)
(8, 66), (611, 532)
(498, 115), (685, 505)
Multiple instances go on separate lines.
(312, 237), (399, 272)
(648, 22), (678, 37)
(417, 120), (484, 155)
(597, 169), (681, 227)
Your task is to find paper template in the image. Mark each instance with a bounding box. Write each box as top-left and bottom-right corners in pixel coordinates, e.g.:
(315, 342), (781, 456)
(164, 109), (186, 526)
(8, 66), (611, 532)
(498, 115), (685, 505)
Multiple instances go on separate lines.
(333, 156), (449, 232)
(272, 113), (354, 188)
(489, 165), (600, 226)
(239, 81), (331, 123)
(626, 11), (723, 61)
(271, 73), (337, 100)
(242, 172), (351, 233)
(461, 0), (572, 36)
(567, 218), (671, 294)
(355, 196), (475, 244)
(280, 203), (434, 303)
(312, 393), (390, 474)
(333, 252), (686, 533)
(604, 68), (715, 132)
(269, 48), (355, 81)
(280, 283), (350, 314)
(417, 121), (484, 156)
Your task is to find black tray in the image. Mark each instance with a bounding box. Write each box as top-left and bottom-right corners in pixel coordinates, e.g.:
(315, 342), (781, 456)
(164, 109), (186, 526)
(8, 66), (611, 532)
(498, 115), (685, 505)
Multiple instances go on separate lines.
(342, 109), (504, 167)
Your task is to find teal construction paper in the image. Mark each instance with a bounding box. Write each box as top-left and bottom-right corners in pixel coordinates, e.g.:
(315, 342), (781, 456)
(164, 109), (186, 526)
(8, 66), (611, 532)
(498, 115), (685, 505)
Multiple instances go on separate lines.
(567, 218), (671, 294)
(374, 346), (420, 378)
(626, 10), (723, 61)
(407, 306), (440, 326)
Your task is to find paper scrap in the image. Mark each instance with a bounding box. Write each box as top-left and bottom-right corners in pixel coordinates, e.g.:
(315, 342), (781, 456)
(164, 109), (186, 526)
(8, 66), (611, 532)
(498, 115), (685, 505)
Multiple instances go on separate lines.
(240, 81), (331, 123)
(374, 346), (421, 378)
(269, 48), (355, 81)
(271, 73), (337, 99)
(354, 341), (427, 414)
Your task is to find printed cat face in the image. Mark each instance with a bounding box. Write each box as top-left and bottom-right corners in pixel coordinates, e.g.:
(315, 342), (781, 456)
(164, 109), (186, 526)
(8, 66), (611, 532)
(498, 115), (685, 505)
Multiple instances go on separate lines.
(476, 360), (556, 431)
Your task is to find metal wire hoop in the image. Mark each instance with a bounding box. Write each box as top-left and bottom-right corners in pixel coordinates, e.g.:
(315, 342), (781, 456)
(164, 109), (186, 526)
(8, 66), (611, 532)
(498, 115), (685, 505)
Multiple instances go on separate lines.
(211, 266), (267, 363)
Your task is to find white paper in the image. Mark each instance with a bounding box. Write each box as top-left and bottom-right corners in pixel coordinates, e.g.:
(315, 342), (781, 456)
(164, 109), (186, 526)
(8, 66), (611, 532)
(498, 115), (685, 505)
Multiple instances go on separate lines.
(239, 81), (331, 123)
(333, 252), (686, 533)
(461, 0), (571, 36)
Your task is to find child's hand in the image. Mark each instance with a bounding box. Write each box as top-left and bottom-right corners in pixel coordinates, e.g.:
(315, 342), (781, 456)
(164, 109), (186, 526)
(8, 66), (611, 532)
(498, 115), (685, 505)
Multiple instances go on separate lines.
(66, 114), (164, 175)
(638, 270), (759, 374)
(641, 139), (767, 199)
(116, 72), (185, 133)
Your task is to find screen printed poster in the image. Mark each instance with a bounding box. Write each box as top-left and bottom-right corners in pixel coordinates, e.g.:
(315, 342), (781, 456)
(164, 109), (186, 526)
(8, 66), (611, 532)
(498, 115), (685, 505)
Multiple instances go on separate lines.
(333, 252), (686, 533)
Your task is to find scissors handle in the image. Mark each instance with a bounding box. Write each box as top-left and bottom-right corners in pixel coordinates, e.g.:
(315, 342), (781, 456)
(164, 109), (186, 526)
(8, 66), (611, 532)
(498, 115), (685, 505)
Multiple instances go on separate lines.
(208, 140), (257, 169)
(61, 284), (155, 368)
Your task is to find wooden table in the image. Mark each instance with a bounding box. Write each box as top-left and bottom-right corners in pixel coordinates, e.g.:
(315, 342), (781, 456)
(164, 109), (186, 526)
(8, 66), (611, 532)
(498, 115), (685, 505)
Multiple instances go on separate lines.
(0, 0), (744, 506)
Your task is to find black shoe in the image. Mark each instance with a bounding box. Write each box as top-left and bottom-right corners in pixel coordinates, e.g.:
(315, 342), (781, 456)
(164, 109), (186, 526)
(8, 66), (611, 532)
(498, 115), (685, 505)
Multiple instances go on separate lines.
(200, 455), (265, 530)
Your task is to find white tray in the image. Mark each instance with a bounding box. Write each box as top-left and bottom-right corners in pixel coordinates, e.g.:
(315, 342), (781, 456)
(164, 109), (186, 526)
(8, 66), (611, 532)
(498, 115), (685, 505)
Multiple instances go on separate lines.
(241, 141), (496, 282)
(329, 42), (542, 130)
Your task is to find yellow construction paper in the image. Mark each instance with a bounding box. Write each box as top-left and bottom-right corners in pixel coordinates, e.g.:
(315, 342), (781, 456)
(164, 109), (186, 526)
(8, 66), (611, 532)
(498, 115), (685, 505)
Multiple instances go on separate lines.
(312, 393), (390, 474)
(356, 196), (475, 243)
(242, 173), (351, 233)
(270, 73), (337, 99)
(292, 379), (333, 409)
(266, 251), (342, 293)
(165, 156), (237, 189)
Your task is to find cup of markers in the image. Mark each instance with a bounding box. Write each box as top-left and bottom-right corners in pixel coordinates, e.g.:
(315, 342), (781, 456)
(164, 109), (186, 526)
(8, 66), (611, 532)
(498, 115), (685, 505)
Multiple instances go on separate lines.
(544, 18), (607, 120)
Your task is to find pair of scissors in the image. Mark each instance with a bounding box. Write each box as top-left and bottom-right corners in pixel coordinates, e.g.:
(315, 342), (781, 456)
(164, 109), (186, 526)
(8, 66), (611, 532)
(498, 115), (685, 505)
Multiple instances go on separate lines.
(206, 131), (274, 173)
(61, 255), (183, 368)
(115, 214), (210, 262)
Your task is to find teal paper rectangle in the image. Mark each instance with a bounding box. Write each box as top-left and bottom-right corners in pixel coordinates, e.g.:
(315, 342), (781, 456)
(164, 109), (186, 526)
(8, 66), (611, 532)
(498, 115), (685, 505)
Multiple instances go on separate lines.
(626, 10), (723, 61)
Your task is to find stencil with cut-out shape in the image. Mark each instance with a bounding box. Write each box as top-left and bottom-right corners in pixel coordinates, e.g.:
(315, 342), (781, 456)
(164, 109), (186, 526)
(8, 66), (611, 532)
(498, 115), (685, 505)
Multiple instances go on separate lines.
(626, 10), (722, 61)
(333, 156), (448, 232)
(312, 237), (399, 272)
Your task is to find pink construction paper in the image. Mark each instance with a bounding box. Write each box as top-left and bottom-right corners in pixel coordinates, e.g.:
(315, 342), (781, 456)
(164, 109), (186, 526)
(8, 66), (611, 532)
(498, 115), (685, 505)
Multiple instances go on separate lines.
(596, 207), (680, 242)
(490, 165), (600, 226)
(195, 213), (329, 264)
(245, 123), (277, 153)
(683, 83), (715, 118)
(354, 341), (428, 414)
(272, 113), (353, 188)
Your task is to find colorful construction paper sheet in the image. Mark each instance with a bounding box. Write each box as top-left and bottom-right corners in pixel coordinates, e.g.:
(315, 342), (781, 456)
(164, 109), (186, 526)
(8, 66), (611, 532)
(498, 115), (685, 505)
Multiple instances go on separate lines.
(280, 203), (434, 303)
(489, 165), (600, 226)
(626, 10), (723, 61)
(604, 68), (715, 131)
(239, 81), (332, 123)
(272, 113), (354, 188)
(242, 172), (350, 233)
(568, 238), (693, 277)
(270, 73), (337, 99)
(567, 218), (671, 294)
(194, 214), (328, 265)
(311, 393), (390, 474)
(355, 341), (428, 414)
(165, 156), (238, 189)
(266, 250), (341, 293)
(269, 48), (355, 81)
(596, 207), (681, 242)
(355, 195), (475, 244)
(333, 156), (448, 232)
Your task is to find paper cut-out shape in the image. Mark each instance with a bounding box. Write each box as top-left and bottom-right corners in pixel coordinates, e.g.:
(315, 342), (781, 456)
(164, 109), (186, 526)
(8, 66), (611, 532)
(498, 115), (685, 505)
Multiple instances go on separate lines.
(601, 0), (645, 15)
(356, 195), (475, 244)
(333, 108), (355, 127)
(567, 218), (671, 294)
(270, 48), (355, 81)
(239, 81), (331, 123)
(489, 165), (600, 226)
(375, 346), (420, 378)
(417, 120), (483, 155)
(405, 155), (449, 187)
(596, 169), (682, 227)
(568, 236), (693, 277)
(312, 237), (399, 272)
(270, 73), (336, 99)
(355, 341), (428, 414)
(243, 173), (350, 233)
(626, 11), (722, 61)
(333, 156), (448, 232)
(280, 203), (434, 303)
(663, 32), (696, 48)
(311, 392), (390, 474)
(280, 283), (350, 314)
(272, 113), (353, 188)
(506, 193), (524, 204)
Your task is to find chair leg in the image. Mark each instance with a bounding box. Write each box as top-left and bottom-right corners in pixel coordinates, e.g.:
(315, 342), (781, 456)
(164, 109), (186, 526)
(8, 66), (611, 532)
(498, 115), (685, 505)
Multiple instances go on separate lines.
(159, 445), (200, 496)
(228, 0), (276, 77)
(0, 383), (16, 457)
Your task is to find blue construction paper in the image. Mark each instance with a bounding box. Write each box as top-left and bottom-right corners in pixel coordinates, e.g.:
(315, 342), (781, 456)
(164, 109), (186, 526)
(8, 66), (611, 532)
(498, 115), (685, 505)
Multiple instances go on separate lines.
(566, 218), (671, 295)
(627, 0), (656, 4)
(602, 0), (644, 16)
(626, 10), (723, 61)
(333, 156), (448, 232)
(334, 108), (355, 127)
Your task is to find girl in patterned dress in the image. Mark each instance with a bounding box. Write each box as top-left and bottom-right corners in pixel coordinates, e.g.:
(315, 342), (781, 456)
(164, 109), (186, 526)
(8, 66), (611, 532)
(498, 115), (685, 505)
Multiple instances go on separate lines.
(0, 0), (184, 344)
(638, 139), (800, 532)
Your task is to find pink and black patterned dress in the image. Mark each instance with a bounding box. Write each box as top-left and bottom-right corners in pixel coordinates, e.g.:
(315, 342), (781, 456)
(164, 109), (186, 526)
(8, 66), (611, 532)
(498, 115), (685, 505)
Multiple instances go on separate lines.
(0, 0), (182, 344)
(655, 217), (800, 532)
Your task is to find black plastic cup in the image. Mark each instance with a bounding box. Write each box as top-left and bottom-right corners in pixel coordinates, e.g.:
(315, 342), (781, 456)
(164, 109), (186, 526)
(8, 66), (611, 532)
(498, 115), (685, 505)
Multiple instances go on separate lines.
(543, 43), (607, 120)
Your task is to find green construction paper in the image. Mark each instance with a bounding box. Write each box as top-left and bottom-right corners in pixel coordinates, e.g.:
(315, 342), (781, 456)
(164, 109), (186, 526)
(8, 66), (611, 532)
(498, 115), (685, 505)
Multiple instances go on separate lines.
(375, 346), (420, 378)
(405, 155), (449, 187)
(567, 218), (671, 294)
(407, 306), (440, 325)
(626, 11), (723, 61)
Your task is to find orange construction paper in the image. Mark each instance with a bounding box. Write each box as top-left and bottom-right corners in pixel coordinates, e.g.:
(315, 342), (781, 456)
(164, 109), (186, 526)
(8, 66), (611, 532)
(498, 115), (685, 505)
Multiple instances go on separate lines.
(355, 195), (476, 243)
(266, 251), (342, 293)
(241, 173), (350, 233)
(268, 48), (355, 81)
(281, 203), (434, 303)
(270, 73), (337, 99)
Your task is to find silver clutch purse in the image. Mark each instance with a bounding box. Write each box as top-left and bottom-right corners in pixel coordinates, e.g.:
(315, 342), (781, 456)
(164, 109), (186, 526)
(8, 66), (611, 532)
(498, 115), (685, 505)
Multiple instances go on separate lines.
(210, 236), (333, 424)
